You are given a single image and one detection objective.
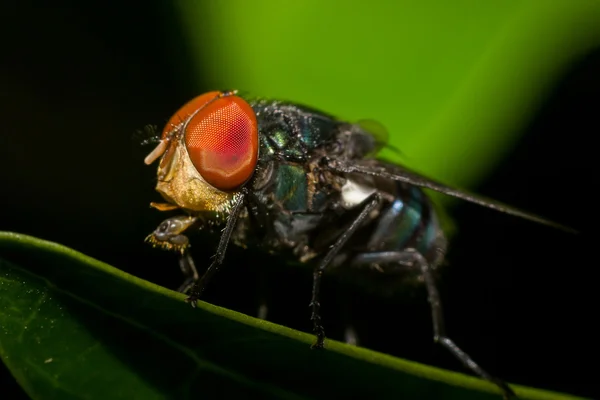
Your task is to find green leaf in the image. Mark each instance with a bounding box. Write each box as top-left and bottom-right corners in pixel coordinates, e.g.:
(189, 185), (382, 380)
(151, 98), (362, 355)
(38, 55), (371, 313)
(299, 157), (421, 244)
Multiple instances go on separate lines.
(0, 232), (586, 400)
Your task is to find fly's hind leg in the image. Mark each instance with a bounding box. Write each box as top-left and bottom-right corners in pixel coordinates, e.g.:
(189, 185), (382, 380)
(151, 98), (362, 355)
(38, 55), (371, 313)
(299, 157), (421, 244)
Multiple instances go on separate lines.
(146, 215), (199, 293)
(348, 249), (516, 400)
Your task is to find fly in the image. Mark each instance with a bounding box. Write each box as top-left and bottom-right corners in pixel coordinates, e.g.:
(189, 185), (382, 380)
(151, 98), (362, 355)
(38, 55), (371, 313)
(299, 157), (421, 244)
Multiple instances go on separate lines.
(143, 90), (576, 399)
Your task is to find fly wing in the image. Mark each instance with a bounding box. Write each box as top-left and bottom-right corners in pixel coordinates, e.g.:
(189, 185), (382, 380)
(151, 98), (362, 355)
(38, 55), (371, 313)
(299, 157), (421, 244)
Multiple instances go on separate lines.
(329, 159), (577, 234)
(356, 119), (389, 152)
(355, 119), (405, 158)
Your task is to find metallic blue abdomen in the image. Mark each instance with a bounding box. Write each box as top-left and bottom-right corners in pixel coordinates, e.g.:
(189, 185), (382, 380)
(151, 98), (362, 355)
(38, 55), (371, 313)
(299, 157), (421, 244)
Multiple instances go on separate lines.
(367, 184), (442, 261)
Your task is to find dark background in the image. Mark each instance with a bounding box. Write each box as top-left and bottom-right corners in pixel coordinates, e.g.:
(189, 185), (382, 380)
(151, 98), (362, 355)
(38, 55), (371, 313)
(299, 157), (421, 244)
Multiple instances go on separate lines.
(1, 2), (598, 399)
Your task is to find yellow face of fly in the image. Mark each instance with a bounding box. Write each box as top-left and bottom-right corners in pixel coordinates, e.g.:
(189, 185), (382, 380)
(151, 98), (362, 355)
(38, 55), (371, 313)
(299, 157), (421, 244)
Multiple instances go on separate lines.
(149, 136), (234, 213)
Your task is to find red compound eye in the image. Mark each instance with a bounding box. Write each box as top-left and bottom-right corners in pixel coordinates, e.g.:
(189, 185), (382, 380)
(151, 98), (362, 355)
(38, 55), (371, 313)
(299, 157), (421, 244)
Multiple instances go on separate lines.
(184, 94), (258, 191)
(162, 91), (221, 138)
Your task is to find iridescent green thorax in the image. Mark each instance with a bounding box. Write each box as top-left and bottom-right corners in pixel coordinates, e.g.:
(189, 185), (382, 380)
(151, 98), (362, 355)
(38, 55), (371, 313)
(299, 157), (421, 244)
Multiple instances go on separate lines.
(250, 99), (339, 161)
(272, 164), (308, 212)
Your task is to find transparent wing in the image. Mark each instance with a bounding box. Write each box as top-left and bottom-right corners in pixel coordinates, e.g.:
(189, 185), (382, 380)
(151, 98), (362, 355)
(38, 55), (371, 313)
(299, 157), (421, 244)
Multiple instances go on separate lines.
(356, 119), (404, 157)
(329, 159), (577, 234)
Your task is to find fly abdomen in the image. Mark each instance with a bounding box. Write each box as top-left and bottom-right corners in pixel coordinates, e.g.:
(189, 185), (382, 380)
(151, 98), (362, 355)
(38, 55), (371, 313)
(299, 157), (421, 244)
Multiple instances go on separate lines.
(367, 184), (445, 265)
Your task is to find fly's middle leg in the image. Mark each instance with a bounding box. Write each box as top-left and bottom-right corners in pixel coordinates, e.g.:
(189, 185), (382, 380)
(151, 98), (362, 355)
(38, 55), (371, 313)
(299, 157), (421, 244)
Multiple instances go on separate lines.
(177, 251), (199, 293)
(348, 249), (516, 400)
(310, 193), (381, 349)
(256, 264), (269, 320)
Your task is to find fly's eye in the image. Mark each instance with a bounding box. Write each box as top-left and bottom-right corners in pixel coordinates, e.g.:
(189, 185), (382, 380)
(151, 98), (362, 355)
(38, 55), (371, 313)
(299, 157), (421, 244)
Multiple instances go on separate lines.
(146, 91), (222, 168)
(184, 95), (258, 191)
(162, 91), (221, 139)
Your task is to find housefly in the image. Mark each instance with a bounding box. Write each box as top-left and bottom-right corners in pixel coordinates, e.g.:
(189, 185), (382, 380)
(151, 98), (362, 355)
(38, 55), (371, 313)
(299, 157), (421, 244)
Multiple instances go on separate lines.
(143, 90), (576, 399)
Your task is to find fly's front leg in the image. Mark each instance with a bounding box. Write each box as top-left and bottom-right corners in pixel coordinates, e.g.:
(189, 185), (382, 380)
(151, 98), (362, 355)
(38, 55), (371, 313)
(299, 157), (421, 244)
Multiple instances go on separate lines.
(146, 215), (199, 293)
(348, 249), (516, 399)
(310, 193), (381, 349)
(186, 190), (247, 307)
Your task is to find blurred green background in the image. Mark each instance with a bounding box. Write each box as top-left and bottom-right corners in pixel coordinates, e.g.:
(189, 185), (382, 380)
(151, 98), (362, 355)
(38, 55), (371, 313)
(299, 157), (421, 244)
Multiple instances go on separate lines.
(178, 1), (600, 192)
(1, 1), (599, 399)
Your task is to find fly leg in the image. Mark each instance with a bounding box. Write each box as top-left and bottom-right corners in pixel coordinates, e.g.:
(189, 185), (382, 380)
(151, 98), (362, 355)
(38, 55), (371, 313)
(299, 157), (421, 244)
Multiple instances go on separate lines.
(331, 270), (359, 346)
(145, 215), (199, 293)
(348, 249), (516, 399)
(186, 191), (247, 306)
(255, 262), (269, 320)
(310, 193), (381, 349)
(341, 295), (358, 346)
(343, 325), (359, 346)
(177, 251), (199, 293)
